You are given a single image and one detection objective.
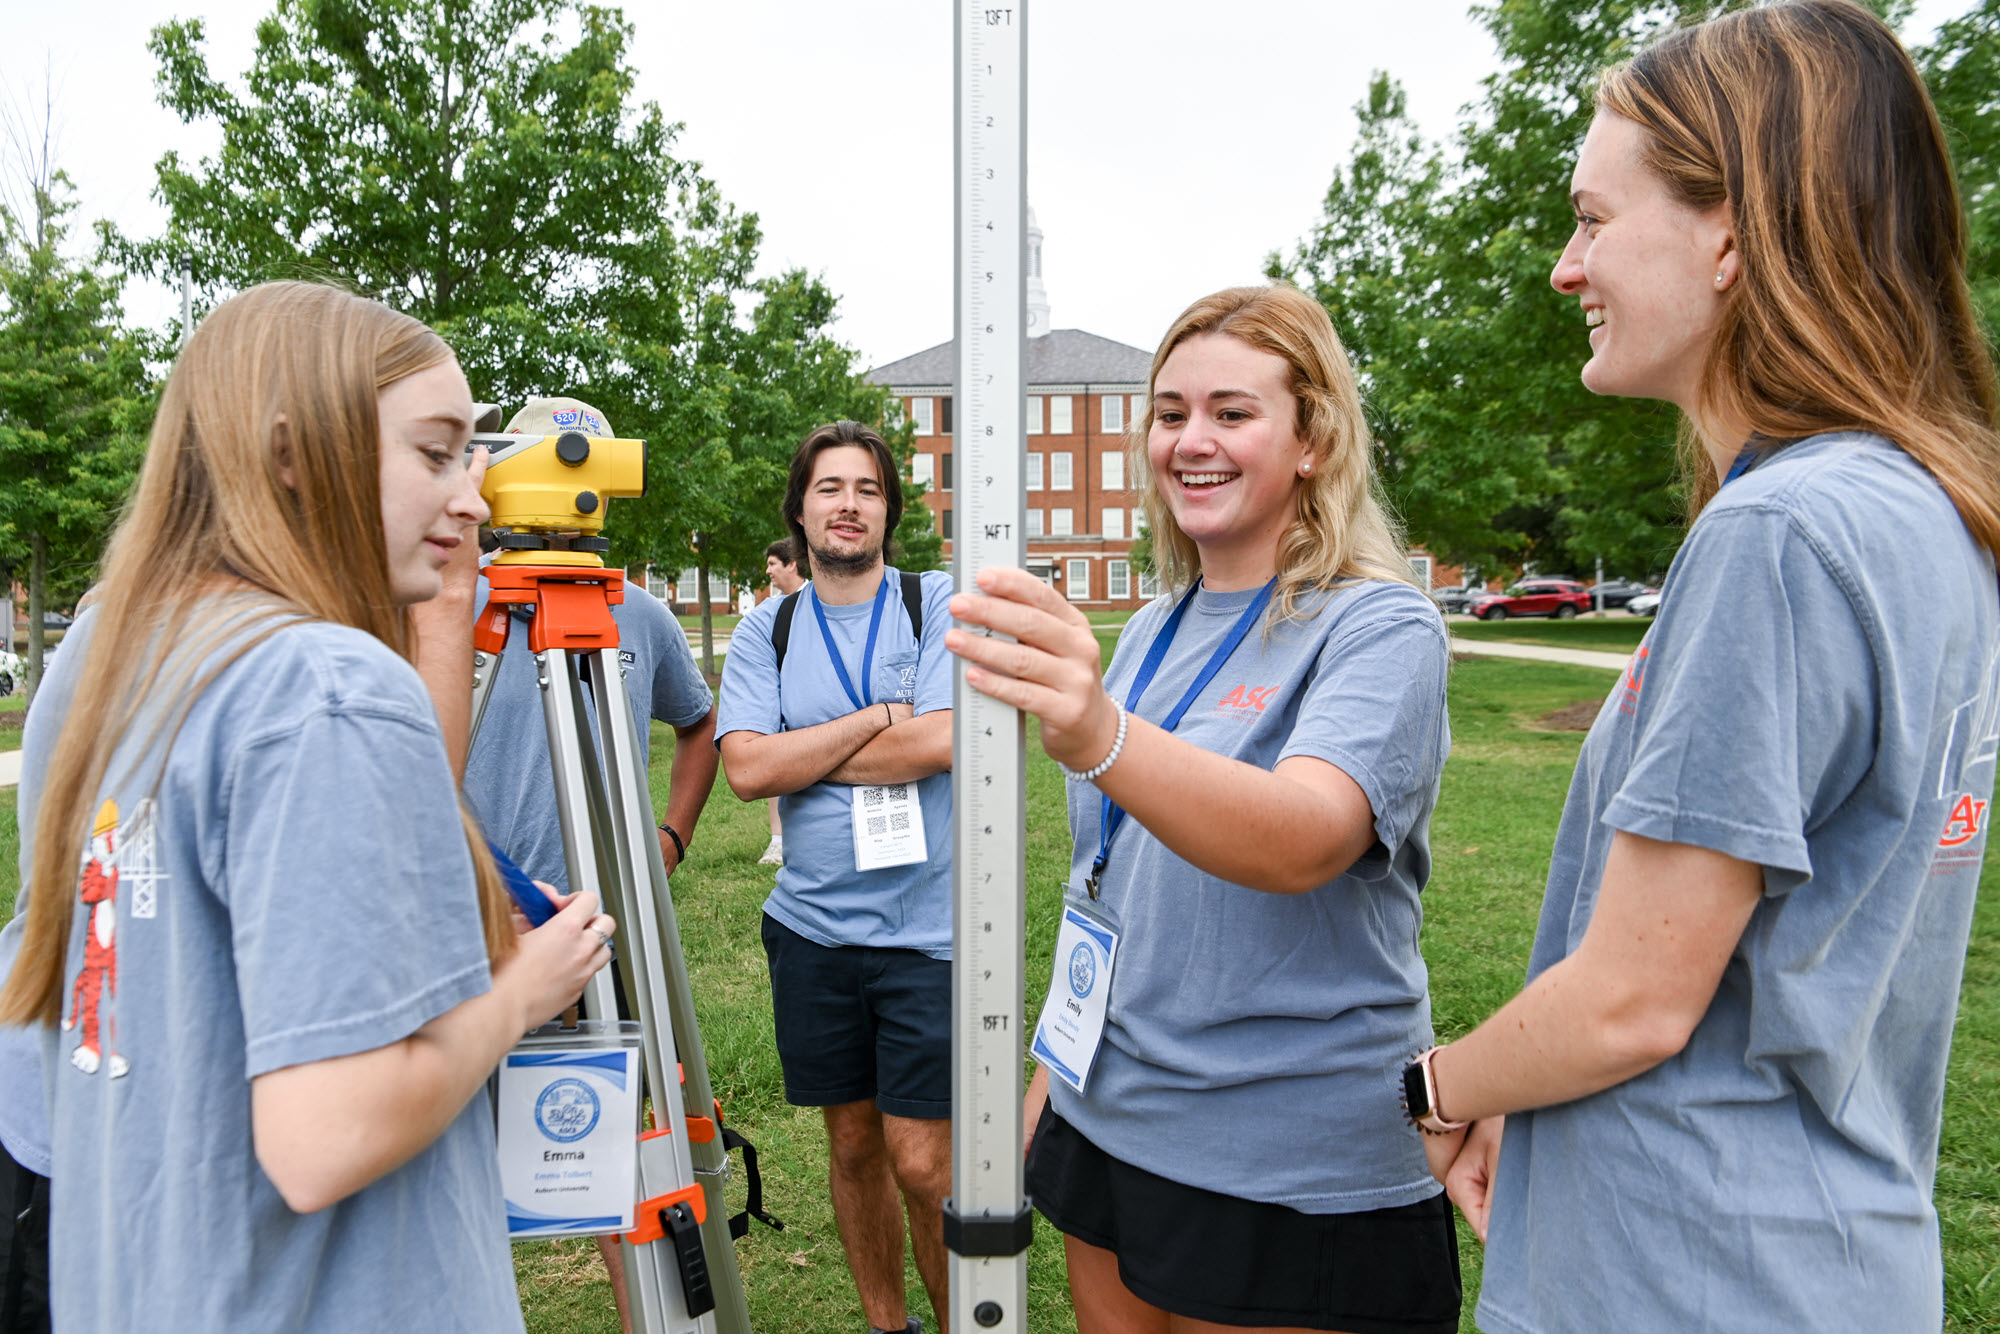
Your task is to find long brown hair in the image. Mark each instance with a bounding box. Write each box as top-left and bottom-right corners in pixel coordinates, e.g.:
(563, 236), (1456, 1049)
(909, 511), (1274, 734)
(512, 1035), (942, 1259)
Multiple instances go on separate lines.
(1130, 284), (1418, 623)
(0, 282), (514, 1028)
(1598, 0), (2000, 548)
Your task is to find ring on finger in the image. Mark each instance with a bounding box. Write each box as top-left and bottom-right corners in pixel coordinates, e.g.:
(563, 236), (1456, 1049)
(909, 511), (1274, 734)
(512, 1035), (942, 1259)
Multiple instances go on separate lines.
(591, 928), (613, 951)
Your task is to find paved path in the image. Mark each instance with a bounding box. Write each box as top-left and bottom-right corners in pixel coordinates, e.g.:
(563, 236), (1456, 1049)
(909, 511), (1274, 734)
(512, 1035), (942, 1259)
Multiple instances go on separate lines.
(1447, 638), (1634, 672)
(0, 632), (1633, 791)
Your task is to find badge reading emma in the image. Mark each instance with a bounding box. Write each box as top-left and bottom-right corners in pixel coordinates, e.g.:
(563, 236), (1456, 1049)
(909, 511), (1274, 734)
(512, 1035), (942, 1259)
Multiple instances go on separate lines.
(1031, 901), (1120, 1094)
(496, 1021), (643, 1240)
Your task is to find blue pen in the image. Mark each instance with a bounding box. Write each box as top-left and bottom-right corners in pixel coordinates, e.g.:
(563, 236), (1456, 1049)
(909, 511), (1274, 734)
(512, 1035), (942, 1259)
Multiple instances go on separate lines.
(488, 839), (558, 928)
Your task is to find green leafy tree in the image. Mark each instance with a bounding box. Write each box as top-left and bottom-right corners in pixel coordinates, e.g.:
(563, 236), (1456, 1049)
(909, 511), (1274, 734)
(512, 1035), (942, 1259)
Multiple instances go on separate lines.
(131, 0), (766, 569)
(1920, 0), (2000, 335)
(0, 131), (149, 702)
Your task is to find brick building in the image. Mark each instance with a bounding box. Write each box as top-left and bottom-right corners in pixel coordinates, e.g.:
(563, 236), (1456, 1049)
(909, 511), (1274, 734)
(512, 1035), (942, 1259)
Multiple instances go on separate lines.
(869, 209), (1164, 610)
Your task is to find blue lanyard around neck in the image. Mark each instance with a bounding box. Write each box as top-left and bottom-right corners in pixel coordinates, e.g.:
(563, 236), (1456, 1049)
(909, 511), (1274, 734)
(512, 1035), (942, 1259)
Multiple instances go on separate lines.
(1721, 446), (1760, 486)
(1088, 577), (1277, 894)
(812, 576), (889, 711)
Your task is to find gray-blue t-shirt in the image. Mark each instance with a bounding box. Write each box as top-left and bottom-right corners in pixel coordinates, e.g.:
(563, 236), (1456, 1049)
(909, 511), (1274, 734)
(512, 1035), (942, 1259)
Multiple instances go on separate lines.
(1478, 433), (1998, 1334)
(464, 577), (713, 889)
(715, 569), (955, 957)
(1050, 579), (1451, 1212)
(0, 607), (523, 1332)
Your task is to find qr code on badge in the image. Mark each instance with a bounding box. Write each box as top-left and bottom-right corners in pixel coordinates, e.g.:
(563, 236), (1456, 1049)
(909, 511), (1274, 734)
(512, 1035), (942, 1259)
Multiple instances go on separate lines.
(868, 816), (888, 836)
(862, 787), (886, 807)
(890, 811), (910, 832)
(886, 784), (908, 801)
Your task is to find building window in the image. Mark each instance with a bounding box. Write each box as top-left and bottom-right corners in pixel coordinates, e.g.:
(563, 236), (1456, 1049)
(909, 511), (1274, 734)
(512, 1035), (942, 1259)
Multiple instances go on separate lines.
(940, 452), (954, 492)
(1102, 394), (1123, 433)
(1138, 569), (1161, 599)
(1066, 558), (1090, 601)
(1050, 508), (1074, 536)
(1407, 553), (1434, 588)
(883, 397), (904, 428)
(676, 568), (699, 603)
(1026, 452), (1044, 491)
(940, 396), (954, 435)
(1049, 395), (1073, 435)
(1102, 507), (1124, 540)
(911, 453), (934, 487)
(1131, 393), (1146, 423)
(1026, 395), (1044, 435)
(1133, 507), (1148, 535)
(647, 570), (672, 600)
(1051, 452), (1073, 491)
(941, 508), (955, 540)
(913, 397), (935, 436)
(1101, 451), (1124, 492)
(1027, 508), (1044, 537)
(1108, 559), (1130, 600)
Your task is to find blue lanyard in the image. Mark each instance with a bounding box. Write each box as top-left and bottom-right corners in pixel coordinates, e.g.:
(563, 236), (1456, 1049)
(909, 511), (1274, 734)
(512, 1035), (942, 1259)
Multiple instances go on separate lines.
(1721, 446), (1760, 486)
(1088, 577), (1277, 894)
(812, 577), (889, 711)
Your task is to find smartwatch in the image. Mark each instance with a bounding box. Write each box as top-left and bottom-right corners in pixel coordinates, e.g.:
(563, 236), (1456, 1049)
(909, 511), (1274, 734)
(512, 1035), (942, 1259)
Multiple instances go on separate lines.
(1401, 1045), (1469, 1135)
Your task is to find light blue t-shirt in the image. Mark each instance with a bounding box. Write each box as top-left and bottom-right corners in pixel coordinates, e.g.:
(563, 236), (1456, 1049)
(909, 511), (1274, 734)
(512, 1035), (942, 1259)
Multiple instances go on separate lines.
(715, 568), (955, 957)
(0, 607), (523, 1332)
(1050, 579), (1451, 1212)
(1478, 434), (1998, 1334)
(464, 577), (713, 889)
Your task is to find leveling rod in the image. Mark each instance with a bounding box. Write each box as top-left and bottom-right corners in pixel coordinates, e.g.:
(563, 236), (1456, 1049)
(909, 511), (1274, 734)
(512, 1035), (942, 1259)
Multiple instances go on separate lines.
(946, 3), (1032, 1333)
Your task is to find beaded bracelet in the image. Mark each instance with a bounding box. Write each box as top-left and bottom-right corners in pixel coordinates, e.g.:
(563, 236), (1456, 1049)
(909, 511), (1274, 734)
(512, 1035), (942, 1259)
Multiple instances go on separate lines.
(1057, 698), (1128, 783)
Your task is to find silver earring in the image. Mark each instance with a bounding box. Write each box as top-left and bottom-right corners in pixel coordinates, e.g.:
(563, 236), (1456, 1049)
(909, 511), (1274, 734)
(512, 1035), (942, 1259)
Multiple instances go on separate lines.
(1715, 272), (1726, 287)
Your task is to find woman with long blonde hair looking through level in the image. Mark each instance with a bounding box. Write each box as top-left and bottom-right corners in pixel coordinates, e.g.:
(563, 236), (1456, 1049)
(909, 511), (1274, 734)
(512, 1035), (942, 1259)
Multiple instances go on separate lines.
(0, 281), (615, 1331)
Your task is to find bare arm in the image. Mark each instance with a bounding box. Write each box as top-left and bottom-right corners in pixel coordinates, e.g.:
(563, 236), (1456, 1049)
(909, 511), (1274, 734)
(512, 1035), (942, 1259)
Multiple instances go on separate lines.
(656, 708), (719, 873)
(1430, 832), (1761, 1123)
(407, 448), (487, 781)
(250, 889), (615, 1214)
(825, 708), (953, 786)
(719, 703), (902, 801)
(946, 567), (1376, 893)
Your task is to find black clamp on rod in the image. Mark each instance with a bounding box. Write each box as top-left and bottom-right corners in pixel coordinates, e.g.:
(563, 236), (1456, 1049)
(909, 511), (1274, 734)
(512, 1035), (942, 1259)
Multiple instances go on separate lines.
(941, 1197), (1034, 1258)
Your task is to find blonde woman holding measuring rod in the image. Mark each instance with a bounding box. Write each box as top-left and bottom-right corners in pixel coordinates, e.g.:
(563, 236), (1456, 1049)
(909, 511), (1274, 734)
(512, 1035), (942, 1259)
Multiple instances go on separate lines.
(950, 285), (1460, 1334)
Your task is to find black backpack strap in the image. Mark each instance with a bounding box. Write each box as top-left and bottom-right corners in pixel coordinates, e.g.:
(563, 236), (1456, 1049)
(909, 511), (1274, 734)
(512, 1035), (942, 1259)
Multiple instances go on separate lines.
(720, 1125), (784, 1239)
(900, 569), (925, 641)
(770, 590), (803, 673)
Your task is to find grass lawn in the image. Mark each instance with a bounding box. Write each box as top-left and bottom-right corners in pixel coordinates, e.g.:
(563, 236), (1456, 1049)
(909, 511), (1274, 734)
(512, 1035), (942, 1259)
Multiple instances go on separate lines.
(676, 613), (743, 635)
(0, 655), (1993, 1333)
(1449, 615), (1652, 653)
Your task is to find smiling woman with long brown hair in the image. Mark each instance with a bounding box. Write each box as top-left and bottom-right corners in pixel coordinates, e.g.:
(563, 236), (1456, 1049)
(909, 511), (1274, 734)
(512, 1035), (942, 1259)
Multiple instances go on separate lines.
(0, 281), (616, 1331)
(1412, 4), (2000, 1331)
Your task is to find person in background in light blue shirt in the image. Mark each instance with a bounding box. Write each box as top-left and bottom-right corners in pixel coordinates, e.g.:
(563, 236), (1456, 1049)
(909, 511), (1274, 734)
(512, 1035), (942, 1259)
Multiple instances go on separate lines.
(0, 281), (616, 1333)
(949, 284), (1460, 1334)
(1412, 5), (2000, 1332)
(717, 420), (954, 1334)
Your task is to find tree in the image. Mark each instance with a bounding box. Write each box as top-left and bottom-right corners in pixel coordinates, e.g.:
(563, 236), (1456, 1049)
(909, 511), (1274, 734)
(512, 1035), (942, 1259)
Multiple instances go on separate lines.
(1277, 0), (1979, 580)
(1920, 0), (2000, 335)
(131, 0), (767, 570)
(0, 88), (149, 703)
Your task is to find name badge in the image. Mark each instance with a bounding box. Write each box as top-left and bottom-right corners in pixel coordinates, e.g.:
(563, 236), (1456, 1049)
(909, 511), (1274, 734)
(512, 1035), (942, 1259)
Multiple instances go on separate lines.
(1030, 899), (1120, 1094)
(852, 782), (927, 871)
(496, 1021), (643, 1240)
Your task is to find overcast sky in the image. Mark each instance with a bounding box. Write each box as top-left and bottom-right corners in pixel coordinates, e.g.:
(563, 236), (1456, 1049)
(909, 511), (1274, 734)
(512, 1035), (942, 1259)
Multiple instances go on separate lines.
(9, 0), (1973, 375)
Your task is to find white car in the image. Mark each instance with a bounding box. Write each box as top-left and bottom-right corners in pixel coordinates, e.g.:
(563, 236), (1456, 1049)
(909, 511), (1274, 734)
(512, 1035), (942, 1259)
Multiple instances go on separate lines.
(1627, 590), (1661, 616)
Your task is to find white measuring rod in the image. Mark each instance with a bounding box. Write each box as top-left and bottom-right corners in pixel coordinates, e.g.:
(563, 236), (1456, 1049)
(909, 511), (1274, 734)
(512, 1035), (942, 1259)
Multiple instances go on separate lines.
(946, 3), (1031, 1332)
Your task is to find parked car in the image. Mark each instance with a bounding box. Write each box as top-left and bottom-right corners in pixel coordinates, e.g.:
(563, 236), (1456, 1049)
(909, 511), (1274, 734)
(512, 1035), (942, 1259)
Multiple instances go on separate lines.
(1627, 589), (1661, 616)
(41, 611), (73, 630)
(1469, 579), (1594, 620)
(1431, 583), (1480, 614)
(1586, 579), (1655, 610)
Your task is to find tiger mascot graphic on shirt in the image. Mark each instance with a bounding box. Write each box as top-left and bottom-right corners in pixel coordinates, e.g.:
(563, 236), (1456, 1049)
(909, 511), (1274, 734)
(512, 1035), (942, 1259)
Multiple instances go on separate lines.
(64, 799), (128, 1079)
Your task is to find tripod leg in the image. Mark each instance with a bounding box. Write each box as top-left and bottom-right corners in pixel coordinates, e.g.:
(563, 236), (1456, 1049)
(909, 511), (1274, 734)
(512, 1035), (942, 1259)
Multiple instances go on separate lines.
(586, 651), (754, 1334)
(537, 650), (620, 1026)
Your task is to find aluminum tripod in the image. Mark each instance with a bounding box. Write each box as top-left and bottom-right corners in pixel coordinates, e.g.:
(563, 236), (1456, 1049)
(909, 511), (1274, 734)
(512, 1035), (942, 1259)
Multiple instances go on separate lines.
(469, 559), (755, 1334)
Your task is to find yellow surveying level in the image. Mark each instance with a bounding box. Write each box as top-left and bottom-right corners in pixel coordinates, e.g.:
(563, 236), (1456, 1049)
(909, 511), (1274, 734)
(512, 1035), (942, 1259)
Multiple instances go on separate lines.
(467, 403), (647, 567)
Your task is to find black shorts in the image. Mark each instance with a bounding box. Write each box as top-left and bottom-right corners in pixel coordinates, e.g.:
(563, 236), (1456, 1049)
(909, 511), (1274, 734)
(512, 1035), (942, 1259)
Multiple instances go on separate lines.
(0, 1138), (49, 1334)
(760, 914), (950, 1119)
(1026, 1107), (1460, 1334)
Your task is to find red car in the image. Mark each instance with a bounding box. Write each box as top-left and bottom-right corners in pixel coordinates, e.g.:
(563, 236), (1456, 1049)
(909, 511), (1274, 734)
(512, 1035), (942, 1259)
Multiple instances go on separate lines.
(1469, 579), (1593, 620)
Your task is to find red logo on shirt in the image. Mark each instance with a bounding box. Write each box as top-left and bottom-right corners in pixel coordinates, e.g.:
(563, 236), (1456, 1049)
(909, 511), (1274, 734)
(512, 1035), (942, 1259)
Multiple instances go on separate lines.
(1618, 646), (1650, 715)
(1939, 793), (1989, 847)
(1215, 685), (1280, 713)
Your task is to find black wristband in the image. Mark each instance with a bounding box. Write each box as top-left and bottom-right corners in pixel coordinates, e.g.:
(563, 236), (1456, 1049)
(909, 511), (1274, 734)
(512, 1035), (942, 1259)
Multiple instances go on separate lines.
(658, 823), (686, 862)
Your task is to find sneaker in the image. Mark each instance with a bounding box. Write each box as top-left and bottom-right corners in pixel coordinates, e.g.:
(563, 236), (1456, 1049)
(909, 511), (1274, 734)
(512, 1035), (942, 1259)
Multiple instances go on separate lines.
(758, 834), (784, 866)
(867, 1321), (921, 1334)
